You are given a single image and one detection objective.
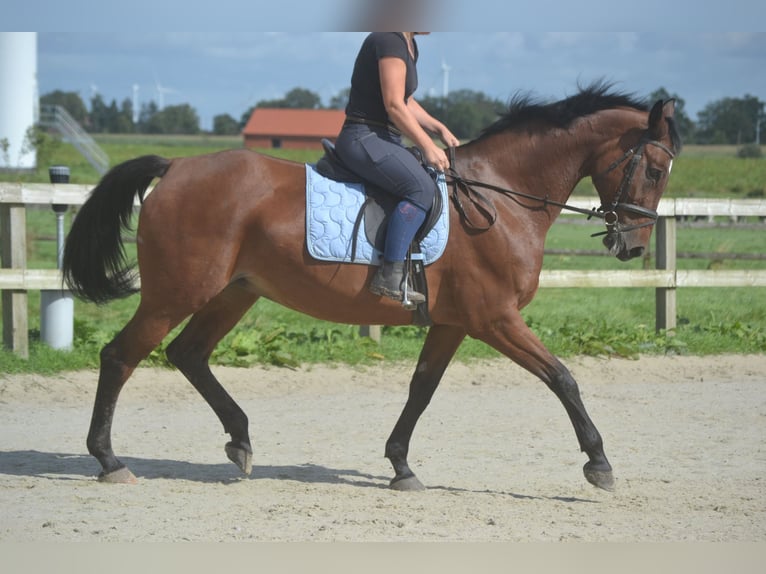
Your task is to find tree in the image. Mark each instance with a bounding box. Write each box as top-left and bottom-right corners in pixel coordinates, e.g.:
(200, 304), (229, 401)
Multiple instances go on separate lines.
(256, 87), (323, 109)
(88, 94), (109, 132)
(328, 87), (350, 110)
(648, 88), (695, 144)
(143, 103), (200, 134)
(213, 113), (240, 135)
(115, 98), (135, 133)
(89, 94), (134, 133)
(139, 100), (160, 130)
(284, 87), (322, 109)
(696, 95), (765, 145)
(239, 106), (255, 130)
(39, 90), (88, 124)
(21, 125), (61, 171)
(420, 89), (506, 140)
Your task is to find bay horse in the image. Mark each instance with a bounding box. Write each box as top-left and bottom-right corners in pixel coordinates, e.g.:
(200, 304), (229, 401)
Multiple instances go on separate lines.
(63, 84), (680, 491)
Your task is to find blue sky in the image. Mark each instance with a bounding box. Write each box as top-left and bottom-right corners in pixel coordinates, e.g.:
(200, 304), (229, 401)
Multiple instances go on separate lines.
(5, 2), (766, 131)
(6, 1), (766, 33)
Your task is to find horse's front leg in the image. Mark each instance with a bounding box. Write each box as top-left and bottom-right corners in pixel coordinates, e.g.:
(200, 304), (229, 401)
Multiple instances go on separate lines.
(475, 311), (614, 491)
(385, 324), (466, 491)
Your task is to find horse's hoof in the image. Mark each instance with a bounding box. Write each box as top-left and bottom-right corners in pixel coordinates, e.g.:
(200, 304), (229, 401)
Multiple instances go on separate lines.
(390, 475), (426, 492)
(97, 466), (138, 484)
(583, 463), (615, 492)
(225, 443), (252, 475)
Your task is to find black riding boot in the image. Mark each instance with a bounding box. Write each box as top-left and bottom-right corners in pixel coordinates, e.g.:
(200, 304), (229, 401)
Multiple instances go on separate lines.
(369, 260), (425, 305)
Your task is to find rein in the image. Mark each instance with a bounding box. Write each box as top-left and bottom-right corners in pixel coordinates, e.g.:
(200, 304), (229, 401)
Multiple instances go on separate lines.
(444, 138), (675, 237)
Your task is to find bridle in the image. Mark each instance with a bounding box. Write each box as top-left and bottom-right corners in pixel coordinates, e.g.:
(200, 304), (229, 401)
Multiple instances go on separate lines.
(589, 136), (676, 237)
(444, 135), (675, 237)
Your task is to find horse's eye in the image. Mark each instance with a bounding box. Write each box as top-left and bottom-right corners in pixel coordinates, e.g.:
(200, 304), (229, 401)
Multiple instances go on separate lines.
(646, 167), (663, 182)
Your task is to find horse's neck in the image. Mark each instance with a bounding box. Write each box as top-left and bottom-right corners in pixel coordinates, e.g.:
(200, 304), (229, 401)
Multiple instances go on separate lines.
(459, 127), (591, 206)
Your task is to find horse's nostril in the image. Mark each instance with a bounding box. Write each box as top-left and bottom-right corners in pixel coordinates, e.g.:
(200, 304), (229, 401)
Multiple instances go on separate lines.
(618, 245), (645, 261)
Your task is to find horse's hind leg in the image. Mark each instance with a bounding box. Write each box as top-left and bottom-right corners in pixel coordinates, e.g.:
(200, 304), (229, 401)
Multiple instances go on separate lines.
(385, 324), (466, 491)
(165, 280), (260, 475)
(88, 305), (182, 483)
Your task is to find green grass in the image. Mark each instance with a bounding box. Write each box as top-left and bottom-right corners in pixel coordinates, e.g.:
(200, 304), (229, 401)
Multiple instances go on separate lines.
(1, 137), (764, 373)
(572, 145), (766, 199)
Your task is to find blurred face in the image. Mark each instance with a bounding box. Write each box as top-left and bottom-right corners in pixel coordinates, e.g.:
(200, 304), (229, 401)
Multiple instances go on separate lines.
(347, 0), (438, 30)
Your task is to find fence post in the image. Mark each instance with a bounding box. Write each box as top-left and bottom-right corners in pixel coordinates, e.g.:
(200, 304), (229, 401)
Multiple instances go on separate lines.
(359, 325), (381, 343)
(1, 202), (28, 357)
(655, 215), (677, 333)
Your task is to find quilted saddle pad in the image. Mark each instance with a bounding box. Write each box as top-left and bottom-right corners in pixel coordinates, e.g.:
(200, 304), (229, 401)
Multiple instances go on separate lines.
(305, 164), (449, 266)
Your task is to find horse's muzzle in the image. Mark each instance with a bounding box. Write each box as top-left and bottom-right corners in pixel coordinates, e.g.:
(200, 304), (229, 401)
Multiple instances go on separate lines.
(619, 245), (645, 261)
(603, 233), (645, 261)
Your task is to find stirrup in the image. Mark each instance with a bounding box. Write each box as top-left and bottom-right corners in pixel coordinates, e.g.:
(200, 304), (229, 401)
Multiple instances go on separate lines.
(369, 281), (425, 307)
(400, 258), (425, 307)
(369, 260), (425, 307)
(401, 280), (421, 310)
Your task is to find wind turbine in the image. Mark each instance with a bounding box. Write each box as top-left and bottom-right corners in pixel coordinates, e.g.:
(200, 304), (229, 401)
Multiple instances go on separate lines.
(132, 84), (139, 123)
(441, 59), (451, 99)
(154, 74), (177, 110)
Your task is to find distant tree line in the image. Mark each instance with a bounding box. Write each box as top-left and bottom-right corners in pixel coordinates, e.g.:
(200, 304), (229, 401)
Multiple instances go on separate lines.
(39, 86), (765, 146)
(41, 90), (201, 135)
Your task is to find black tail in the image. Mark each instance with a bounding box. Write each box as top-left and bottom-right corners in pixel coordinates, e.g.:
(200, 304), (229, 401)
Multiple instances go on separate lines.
(63, 155), (171, 304)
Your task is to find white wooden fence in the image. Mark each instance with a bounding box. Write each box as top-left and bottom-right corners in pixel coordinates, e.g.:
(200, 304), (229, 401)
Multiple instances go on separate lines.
(2, 182), (766, 357)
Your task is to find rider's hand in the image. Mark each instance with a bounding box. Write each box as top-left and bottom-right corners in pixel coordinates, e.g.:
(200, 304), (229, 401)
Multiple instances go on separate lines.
(438, 127), (460, 148)
(424, 144), (450, 172)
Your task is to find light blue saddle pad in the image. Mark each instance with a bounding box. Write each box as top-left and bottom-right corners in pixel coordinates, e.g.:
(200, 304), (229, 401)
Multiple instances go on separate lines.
(305, 164), (449, 266)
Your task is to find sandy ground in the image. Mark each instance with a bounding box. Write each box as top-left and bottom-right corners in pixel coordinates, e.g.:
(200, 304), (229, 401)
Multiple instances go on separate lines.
(0, 354), (764, 542)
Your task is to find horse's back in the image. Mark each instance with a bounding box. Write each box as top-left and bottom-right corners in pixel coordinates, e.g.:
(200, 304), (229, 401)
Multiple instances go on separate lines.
(161, 148), (303, 192)
(141, 149), (305, 224)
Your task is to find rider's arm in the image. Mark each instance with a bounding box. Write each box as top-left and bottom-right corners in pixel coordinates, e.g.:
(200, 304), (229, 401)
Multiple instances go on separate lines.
(407, 97), (460, 148)
(378, 57), (450, 171)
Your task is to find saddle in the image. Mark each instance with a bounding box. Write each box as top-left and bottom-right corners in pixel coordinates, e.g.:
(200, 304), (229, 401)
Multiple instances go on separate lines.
(314, 138), (441, 326)
(316, 139), (443, 249)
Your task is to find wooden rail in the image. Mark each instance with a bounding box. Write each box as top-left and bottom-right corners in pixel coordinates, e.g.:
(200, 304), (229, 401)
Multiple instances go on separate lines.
(2, 183), (765, 357)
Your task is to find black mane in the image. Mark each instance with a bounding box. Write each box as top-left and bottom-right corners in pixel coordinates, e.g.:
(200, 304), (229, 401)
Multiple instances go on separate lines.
(476, 81), (650, 140)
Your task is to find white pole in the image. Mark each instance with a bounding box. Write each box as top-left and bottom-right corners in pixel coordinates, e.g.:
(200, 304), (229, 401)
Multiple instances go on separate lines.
(441, 60), (450, 99)
(132, 84), (140, 123)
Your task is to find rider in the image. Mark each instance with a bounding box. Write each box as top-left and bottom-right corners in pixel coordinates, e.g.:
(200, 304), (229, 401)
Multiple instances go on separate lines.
(334, 32), (460, 305)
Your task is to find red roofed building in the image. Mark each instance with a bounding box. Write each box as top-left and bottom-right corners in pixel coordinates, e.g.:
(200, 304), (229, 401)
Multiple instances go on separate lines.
(242, 108), (346, 150)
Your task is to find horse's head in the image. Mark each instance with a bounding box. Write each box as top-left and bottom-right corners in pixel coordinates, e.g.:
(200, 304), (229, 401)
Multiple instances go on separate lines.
(592, 99), (679, 261)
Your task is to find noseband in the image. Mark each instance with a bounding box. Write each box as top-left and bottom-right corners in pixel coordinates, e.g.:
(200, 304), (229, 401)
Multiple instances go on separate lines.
(590, 137), (676, 237)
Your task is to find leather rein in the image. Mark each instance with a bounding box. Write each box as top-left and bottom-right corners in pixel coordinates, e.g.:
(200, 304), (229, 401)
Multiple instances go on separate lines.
(444, 136), (675, 237)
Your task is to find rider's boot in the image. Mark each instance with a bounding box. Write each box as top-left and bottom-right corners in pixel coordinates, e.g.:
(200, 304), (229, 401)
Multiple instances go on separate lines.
(369, 260), (425, 305)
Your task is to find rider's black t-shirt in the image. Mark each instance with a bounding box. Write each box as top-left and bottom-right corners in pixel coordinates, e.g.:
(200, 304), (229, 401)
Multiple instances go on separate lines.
(345, 32), (419, 126)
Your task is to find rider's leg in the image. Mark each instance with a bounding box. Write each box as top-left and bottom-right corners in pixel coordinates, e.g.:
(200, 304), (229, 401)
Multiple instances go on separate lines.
(370, 200), (427, 303)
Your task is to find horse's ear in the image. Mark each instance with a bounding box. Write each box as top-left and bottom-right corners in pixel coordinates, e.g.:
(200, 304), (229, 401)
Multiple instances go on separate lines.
(662, 98), (676, 118)
(648, 98), (675, 140)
